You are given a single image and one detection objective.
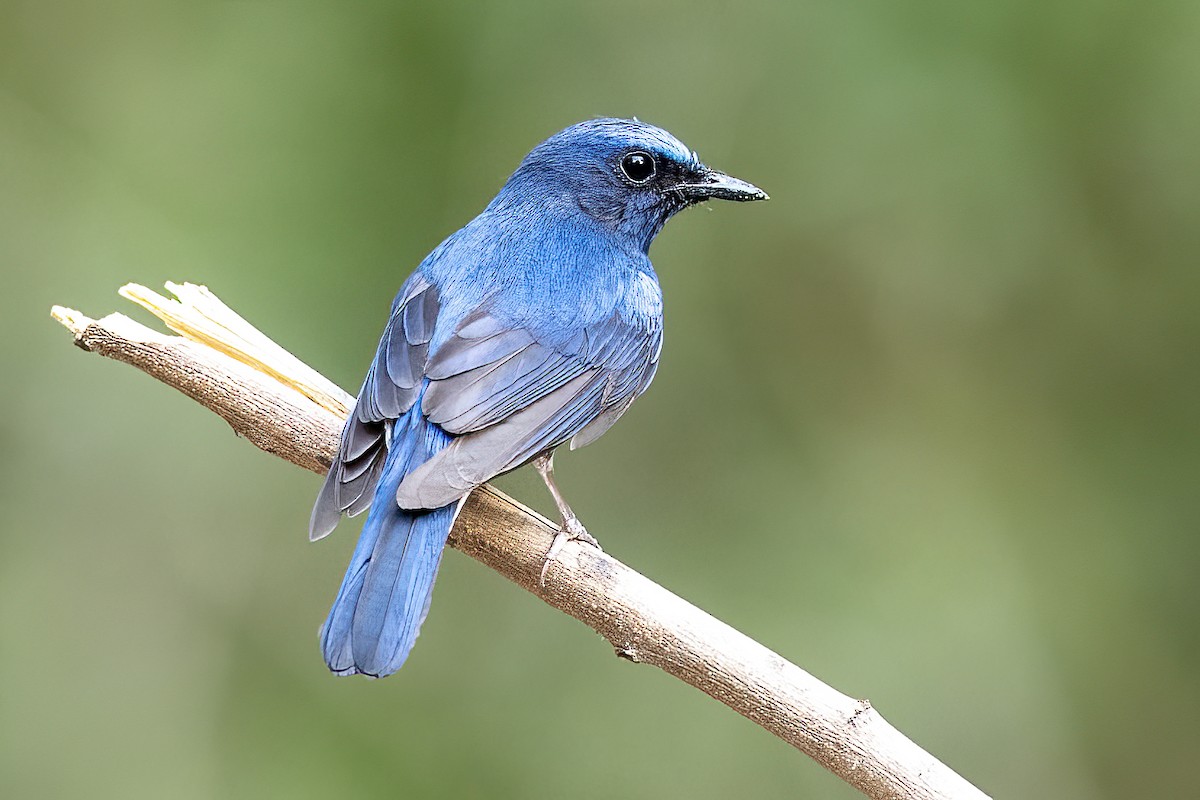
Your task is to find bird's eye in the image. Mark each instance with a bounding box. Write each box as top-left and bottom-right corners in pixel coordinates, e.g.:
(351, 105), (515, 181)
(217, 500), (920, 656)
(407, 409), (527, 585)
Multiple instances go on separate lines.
(620, 151), (656, 183)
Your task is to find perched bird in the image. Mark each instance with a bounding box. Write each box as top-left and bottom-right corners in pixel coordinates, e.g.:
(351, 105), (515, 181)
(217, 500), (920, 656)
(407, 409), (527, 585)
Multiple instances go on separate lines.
(311, 118), (766, 678)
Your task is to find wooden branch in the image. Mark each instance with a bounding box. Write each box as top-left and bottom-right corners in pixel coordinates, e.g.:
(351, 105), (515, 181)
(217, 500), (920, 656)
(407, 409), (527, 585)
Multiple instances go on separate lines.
(51, 285), (990, 800)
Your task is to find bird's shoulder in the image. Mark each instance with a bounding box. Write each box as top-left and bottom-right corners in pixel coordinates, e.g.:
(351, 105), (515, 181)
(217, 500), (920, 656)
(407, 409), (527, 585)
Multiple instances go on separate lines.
(415, 209), (661, 350)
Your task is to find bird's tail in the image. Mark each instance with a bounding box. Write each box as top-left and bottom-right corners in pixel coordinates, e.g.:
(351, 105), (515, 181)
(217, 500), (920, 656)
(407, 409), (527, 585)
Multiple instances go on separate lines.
(320, 410), (457, 678)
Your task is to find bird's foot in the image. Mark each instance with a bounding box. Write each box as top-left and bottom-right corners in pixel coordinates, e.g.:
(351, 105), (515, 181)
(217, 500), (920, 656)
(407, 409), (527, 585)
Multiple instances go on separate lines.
(539, 515), (601, 587)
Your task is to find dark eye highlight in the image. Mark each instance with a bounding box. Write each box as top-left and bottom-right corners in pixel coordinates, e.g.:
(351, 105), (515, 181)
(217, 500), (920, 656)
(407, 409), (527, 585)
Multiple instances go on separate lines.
(620, 151), (656, 183)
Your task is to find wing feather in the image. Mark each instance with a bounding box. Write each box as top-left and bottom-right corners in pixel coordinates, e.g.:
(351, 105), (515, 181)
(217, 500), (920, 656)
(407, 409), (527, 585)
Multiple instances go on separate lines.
(396, 297), (661, 509)
(309, 276), (439, 540)
(313, 266), (663, 531)
(396, 371), (606, 509)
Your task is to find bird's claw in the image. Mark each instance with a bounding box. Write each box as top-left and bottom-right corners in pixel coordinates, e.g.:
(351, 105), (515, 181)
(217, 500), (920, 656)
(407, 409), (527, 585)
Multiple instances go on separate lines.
(539, 516), (600, 587)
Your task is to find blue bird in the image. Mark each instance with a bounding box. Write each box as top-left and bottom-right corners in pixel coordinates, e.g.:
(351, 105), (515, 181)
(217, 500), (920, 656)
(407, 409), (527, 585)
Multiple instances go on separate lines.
(310, 118), (766, 678)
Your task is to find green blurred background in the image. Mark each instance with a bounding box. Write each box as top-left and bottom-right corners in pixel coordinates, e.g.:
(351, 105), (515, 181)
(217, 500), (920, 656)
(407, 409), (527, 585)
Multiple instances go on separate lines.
(2, 2), (1197, 797)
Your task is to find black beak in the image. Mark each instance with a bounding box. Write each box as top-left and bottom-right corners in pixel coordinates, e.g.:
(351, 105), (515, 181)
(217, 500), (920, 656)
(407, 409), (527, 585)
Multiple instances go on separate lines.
(674, 167), (768, 203)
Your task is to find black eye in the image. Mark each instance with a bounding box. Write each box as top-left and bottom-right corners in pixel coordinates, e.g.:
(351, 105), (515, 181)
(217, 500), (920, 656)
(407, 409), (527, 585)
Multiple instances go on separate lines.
(620, 151), (656, 183)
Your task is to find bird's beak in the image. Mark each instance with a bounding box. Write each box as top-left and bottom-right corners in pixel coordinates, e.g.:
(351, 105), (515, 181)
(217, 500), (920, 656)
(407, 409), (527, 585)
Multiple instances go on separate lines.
(674, 167), (769, 203)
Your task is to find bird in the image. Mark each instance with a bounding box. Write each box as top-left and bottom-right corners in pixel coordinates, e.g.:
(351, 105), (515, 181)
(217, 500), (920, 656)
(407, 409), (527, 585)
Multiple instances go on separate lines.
(310, 118), (766, 678)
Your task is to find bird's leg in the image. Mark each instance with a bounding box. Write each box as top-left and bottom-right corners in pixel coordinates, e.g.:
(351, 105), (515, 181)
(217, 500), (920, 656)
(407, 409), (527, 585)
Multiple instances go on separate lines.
(533, 451), (600, 586)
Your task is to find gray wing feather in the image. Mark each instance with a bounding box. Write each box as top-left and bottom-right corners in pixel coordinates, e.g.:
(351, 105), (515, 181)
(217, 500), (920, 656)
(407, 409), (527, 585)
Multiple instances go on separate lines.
(396, 371), (603, 509)
(421, 312), (651, 435)
(570, 318), (661, 450)
(315, 272), (663, 530)
(396, 312), (660, 509)
(569, 394), (636, 450)
(423, 343), (588, 433)
(309, 277), (439, 541)
(425, 326), (536, 379)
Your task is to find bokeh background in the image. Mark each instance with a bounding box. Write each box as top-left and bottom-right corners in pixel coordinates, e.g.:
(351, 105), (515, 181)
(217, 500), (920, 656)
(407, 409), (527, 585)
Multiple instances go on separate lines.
(2, 2), (1198, 797)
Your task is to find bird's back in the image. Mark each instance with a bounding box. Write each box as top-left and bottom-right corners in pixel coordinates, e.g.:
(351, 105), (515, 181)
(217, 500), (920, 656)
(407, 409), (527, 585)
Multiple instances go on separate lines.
(420, 203), (663, 353)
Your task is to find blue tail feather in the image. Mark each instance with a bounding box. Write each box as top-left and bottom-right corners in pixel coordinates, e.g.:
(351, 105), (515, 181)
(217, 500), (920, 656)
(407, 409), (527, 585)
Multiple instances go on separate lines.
(320, 410), (456, 678)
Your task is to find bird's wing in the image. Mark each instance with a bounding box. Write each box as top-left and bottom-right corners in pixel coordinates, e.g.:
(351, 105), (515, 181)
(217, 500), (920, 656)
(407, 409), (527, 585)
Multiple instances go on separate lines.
(313, 270), (662, 525)
(396, 301), (662, 509)
(309, 275), (439, 539)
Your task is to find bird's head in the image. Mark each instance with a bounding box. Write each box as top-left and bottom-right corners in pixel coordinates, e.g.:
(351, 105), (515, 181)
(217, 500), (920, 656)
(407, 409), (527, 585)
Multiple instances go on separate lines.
(496, 118), (767, 252)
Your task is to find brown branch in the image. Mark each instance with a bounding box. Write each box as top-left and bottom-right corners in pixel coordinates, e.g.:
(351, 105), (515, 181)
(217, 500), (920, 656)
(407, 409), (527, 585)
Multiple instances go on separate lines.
(51, 286), (990, 800)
